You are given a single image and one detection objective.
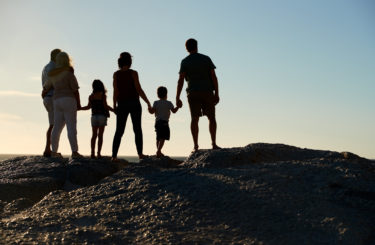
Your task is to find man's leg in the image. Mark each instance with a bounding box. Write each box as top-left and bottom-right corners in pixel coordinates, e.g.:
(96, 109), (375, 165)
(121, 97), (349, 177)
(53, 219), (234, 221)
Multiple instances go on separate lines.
(191, 116), (199, 151)
(208, 115), (220, 149)
(44, 125), (53, 156)
(43, 97), (54, 156)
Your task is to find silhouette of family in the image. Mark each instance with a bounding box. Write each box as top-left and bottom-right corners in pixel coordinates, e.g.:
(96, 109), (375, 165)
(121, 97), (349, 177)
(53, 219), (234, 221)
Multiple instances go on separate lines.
(41, 39), (221, 161)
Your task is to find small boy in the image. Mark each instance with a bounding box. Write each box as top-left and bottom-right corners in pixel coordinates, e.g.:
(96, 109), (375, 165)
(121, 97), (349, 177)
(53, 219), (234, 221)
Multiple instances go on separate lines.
(148, 86), (179, 157)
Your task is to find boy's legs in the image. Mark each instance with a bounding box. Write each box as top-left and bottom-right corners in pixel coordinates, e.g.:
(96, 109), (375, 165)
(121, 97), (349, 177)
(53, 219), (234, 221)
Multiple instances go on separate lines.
(156, 139), (165, 157)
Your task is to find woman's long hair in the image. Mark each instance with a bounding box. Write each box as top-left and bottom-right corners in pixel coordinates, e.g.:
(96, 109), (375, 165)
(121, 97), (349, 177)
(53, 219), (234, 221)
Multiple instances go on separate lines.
(56, 52), (73, 68)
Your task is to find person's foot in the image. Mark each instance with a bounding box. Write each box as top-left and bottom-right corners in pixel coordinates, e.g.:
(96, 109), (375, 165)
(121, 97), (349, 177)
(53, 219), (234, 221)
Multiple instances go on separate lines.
(90, 153), (96, 159)
(212, 144), (221, 150)
(138, 154), (148, 160)
(111, 157), (120, 163)
(71, 152), (84, 159)
(97, 153), (102, 159)
(156, 151), (164, 158)
(192, 144), (199, 152)
(51, 152), (63, 158)
(43, 151), (51, 157)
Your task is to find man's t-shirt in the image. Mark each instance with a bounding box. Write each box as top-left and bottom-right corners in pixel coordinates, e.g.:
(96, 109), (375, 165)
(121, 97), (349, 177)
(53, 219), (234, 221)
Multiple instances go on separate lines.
(42, 61), (56, 97)
(153, 100), (174, 122)
(179, 53), (216, 94)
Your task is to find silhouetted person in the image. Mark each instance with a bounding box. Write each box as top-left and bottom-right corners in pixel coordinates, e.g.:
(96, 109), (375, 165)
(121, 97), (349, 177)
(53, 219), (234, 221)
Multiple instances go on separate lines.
(112, 52), (152, 161)
(41, 48), (61, 157)
(42, 52), (83, 159)
(80, 80), (114, 159)
(176, 38), (221, 151)
(148, 86), (180, 157)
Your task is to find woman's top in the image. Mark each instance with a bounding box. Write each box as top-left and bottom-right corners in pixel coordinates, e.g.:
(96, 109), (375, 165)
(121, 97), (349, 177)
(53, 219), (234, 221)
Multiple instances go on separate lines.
(44, 70), (79, 100)
(90, 93), (108, 117)
(114, 69), (139, 102)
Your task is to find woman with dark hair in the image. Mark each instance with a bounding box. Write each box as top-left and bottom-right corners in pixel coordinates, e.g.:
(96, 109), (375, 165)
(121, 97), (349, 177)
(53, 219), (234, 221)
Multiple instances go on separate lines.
(112, 52), (152, 161)
(80, 79), (114, 158)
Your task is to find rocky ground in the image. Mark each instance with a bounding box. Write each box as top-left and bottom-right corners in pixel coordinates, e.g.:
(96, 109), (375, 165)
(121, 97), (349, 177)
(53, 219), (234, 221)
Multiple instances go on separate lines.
(0, 143), (374, 244)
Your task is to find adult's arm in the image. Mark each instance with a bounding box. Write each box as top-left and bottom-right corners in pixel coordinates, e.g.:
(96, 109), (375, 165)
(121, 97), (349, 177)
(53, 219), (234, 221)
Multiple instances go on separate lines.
(132, 71), (151, 108)
(113, 73), (118, 112)
(74, 91), (81, 109)
(211, 69), (220, 105)
(176, 72), (185, 108)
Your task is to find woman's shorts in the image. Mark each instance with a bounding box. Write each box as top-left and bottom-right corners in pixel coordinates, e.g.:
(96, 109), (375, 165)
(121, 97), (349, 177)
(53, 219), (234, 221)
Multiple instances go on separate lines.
(155, 120), (170, 140)
(91, 115), (107, 127)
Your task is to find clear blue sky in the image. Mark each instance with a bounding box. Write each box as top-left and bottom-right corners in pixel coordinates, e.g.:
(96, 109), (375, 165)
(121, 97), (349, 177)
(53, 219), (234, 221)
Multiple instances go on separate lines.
(0, 0), (374, 158)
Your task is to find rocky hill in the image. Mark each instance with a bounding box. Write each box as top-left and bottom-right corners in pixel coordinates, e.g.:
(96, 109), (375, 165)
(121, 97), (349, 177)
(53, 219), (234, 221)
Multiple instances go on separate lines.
(1, 143), (374, 244)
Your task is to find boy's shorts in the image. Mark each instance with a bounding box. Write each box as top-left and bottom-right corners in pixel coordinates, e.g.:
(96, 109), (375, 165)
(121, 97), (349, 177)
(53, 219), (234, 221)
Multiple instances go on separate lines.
(155, 120), (170, 140)
(187, 91), (215, 118)
(91, 115), (107, 127)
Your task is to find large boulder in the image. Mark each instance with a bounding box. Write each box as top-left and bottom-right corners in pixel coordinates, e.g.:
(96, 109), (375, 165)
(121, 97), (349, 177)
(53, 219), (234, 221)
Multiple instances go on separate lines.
(0, 156), (129, 203)
(0, 156), (66, 202)
(182, 143), (368, 168)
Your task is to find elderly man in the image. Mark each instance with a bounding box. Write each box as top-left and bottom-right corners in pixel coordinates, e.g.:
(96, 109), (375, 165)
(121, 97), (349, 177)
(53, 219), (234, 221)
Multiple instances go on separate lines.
(176, 38), (221, 151)
(41, 48), (61, 157)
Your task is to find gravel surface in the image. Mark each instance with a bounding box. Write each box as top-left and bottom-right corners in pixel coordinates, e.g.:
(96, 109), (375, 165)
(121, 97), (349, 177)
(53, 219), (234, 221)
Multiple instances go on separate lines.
(1, 143), (374, 244)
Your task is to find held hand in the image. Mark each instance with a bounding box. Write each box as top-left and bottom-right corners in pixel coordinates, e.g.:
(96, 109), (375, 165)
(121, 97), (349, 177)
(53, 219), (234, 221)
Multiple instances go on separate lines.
(41, 90), (47, 98)
(176, 98), (183, 108)
(213, 94), (220, 105)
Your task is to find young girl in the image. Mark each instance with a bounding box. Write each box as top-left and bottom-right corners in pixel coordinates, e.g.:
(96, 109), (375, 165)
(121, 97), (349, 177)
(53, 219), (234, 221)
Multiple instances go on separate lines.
(81, 80), (114, 158)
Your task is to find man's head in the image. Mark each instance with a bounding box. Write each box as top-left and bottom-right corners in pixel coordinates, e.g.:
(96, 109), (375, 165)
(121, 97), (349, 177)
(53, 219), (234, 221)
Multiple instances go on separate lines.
(50, 49), (62, 62)
(157, 86), (168, 99)
(185, 38), (198, 53)
(118, 52), (132, 68)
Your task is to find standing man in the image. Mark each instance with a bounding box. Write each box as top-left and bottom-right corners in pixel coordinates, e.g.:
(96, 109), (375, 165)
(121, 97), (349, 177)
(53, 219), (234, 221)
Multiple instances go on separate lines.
(176, 38), (221, 151)
(41, 48), (61, 157)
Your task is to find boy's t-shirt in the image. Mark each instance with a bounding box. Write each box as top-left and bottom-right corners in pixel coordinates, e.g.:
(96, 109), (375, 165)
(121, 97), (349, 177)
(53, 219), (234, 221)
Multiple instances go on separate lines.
(153, 100), (174, 122)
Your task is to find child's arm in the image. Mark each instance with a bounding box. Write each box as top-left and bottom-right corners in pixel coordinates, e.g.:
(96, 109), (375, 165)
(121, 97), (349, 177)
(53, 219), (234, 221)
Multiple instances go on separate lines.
(171, 102), (179, 113)
(148, 107), (155, 114)
(79, 97), (91, 110)
(171, 107), (179, 113)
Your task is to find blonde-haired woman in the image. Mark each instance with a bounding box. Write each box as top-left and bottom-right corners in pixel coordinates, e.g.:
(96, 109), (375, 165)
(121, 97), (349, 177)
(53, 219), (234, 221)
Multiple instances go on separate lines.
(43, 52), (83, 158)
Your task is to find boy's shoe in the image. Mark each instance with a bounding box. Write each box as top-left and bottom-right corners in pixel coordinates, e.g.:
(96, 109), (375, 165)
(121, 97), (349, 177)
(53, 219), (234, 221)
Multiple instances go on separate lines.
(51, 152), (63, 158)
(71, 152), (84, 159)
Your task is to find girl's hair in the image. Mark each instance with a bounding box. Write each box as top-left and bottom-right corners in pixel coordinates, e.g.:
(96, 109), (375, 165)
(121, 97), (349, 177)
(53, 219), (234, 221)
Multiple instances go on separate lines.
(118, 52), (132, 68)
(56, 52), (73, 68)
(92, 79), (106, 94)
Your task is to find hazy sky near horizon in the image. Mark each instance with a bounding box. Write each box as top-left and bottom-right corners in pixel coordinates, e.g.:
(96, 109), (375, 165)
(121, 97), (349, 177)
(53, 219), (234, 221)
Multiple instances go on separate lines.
(0, 0), (374, 158)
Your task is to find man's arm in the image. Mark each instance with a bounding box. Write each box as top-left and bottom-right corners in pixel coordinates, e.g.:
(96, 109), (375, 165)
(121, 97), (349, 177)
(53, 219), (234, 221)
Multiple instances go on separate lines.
(113, 74), (118, 112)
(176, 72), (185, 108)
(211, 69), (219, 105)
